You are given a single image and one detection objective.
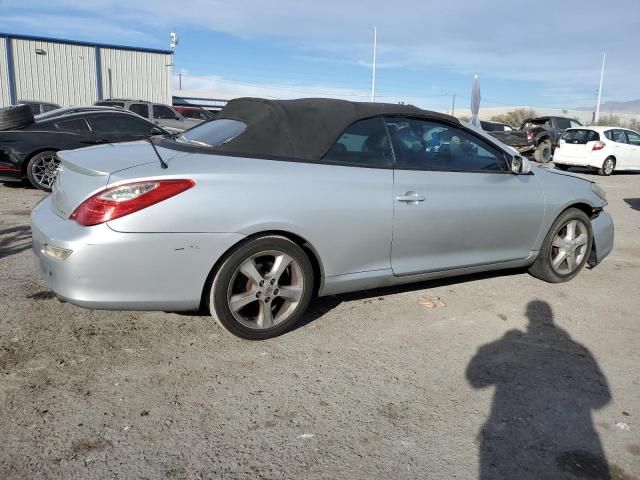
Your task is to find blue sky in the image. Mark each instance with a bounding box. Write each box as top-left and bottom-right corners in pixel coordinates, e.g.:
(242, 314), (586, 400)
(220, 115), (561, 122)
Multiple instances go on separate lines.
(1, 0), (639, 110)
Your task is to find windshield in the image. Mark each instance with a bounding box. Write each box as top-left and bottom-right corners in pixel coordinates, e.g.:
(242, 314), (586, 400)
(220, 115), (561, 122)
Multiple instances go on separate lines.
(175, 119), (247, 147)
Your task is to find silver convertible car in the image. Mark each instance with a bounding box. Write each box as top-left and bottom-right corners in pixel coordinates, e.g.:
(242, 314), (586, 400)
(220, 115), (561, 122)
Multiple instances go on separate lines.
(32, 98), (614, 339)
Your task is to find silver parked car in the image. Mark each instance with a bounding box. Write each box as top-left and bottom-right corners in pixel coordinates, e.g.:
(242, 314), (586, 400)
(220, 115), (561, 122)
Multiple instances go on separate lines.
(95, 99), (201, 131)
(32, 98), (614, 339)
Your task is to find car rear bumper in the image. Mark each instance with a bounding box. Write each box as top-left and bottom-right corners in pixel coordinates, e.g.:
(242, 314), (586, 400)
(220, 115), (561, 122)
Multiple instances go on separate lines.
(589, 211), (614, 266)
(31, 196), (245, 311)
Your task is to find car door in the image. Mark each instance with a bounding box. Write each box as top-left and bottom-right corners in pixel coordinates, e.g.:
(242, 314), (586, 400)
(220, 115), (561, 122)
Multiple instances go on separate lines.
(387, 117), (545, 276)
(128, 103), (151, 121)
(623, 130), (640, 168)
(605, 129), (630, 166)
(152, 104), (185, 129)
(87, 114), (159, 144)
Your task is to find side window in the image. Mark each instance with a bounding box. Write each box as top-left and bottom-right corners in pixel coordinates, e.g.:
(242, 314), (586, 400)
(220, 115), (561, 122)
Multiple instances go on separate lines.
(322, 117), (393, 168)
(555, 118), (571, 130)
(153, 105), (178, 120)
(54, 118), (90, 132)
(129, 103), (150, 118)
(386, 118), (508, 173)
(626, 131), (640, 146)
(608, 130), (628, 144)
(569, 119), (582, 128)
(89, 115), (155, 134)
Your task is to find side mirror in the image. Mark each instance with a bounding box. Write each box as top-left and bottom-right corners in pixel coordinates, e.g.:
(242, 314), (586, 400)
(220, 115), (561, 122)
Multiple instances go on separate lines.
(511, 155), (531, 174)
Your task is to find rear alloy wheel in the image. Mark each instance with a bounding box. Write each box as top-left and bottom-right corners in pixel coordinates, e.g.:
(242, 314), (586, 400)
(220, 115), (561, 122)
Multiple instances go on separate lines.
(208, 235), (314, 339)
(598, 157), (615, 176)
(26, 151), (60, 191)
(534, 139), (553, 163)
(529, 208), (593, 283)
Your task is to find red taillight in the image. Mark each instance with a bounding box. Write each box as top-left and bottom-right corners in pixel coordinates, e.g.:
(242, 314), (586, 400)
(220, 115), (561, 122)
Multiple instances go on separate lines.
(70, 179), (195, 226)
(556, 142), (561, 149)
(527, 130), (534, 140)
(592, 141), (606, 151)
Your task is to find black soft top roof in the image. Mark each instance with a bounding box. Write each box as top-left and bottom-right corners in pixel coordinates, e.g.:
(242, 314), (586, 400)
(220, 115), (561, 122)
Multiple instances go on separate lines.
(213, 97), (460, 161)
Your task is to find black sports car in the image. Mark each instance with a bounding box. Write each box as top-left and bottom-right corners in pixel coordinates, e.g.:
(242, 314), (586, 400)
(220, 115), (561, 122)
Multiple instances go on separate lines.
(0, 106), (169, 191)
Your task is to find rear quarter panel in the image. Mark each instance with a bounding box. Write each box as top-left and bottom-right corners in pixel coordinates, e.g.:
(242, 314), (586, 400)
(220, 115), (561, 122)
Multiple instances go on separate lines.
(106, 154), (394, 278)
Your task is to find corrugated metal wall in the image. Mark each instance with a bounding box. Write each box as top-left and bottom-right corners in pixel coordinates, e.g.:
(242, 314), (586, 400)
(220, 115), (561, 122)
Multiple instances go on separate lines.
(0, 35), (173, 108)
(99, 48), (172, 104)
(0, 39), (10, 107)
(11, 38), (97, 106)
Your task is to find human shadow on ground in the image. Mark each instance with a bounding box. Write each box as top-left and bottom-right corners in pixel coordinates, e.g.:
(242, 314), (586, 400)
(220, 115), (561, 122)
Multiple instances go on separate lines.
(0, 225), (32, 259)
(466, 300), (614, 479)
(623, 198), (640, 211)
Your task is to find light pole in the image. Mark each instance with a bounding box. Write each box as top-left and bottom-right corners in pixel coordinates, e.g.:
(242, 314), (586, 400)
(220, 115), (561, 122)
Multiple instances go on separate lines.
(371, 27), (377, 102)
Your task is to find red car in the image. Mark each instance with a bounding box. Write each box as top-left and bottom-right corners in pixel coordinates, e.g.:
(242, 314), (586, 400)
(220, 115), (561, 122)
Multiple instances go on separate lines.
(173, 106), (217, 122)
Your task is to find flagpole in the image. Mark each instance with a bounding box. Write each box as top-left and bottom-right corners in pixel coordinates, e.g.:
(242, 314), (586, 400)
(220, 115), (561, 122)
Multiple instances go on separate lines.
(595, 53), (606, 124)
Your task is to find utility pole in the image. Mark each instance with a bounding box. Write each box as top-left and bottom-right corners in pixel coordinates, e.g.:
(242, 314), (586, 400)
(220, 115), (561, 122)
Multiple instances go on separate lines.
(595, 52), (606, 124)
(178, 71), (182, 91)
(451, 94), (456, 116)
(371, 27), (377, 102)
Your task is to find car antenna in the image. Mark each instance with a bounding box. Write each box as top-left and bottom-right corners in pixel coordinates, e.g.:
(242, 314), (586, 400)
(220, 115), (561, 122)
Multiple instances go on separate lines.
(147, 136), (168, 169)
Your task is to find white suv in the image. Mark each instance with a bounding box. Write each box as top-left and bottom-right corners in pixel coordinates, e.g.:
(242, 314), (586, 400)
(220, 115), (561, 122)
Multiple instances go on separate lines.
(95, 99), (201, 131)
(553, 126), (640, 175)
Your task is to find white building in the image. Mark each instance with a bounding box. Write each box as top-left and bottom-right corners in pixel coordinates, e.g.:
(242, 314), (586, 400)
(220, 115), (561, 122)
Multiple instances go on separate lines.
(0, 32), (173, 108)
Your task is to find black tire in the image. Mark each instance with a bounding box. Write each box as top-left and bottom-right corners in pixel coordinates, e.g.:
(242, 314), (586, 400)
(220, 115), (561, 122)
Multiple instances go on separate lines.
(207, 235), (315, 340)
(554, 164), (569, 171)
(533, 139), (553, 163)
(26, 150), (60, 192)
(529, 208), (593, 283)
(597, 157), (615, 176)
(0, 105), (34, 131)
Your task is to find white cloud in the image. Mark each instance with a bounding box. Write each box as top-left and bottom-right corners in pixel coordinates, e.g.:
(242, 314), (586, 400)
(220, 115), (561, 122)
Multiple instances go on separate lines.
(5, 0), (640, 105)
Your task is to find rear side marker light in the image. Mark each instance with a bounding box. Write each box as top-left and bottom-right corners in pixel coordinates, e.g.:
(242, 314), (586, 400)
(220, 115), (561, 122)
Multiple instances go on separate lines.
(592, 141), (606, 151)
(43, 244), (73, 260)
(70, 179), (195, 226)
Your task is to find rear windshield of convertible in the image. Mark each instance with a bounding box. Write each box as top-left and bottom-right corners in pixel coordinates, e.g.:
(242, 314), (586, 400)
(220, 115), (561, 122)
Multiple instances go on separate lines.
(176, 119), (247, 147)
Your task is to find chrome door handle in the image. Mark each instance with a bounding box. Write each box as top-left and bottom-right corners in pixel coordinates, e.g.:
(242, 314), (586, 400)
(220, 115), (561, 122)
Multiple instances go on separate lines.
(396, 191), (425, 203)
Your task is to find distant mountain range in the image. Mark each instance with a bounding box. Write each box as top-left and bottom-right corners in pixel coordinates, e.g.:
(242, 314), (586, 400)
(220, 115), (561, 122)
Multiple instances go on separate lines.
(576, 99), (640, 114)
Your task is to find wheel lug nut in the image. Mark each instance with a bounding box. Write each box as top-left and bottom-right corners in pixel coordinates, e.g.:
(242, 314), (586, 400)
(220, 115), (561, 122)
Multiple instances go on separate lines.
(256, 292), (261, 298)
(259, 280), (265, 287)
(274, 289), (279, 295)
(270, 279), (276, 285)
(265, 297), (271, 303)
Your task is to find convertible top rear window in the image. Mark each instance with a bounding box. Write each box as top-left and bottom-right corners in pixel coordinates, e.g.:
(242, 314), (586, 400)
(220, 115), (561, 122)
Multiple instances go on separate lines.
(176, 119), (247, 148)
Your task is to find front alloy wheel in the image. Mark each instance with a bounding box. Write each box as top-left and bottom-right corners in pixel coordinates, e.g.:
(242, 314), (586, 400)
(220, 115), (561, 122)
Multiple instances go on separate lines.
(529, 208), (593, 283)
(208, 235), (314, 339)
(550, 219), (589, 276)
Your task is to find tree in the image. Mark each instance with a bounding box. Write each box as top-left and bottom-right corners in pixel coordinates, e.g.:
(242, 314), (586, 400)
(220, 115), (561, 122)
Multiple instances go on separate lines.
(490, 108), (537, 128)
(595, 114), (622, 127)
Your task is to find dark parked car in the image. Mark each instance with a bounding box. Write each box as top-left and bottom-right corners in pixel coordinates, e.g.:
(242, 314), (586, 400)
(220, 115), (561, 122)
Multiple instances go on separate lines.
(0, 106), (168, 191)
(489, 116), (582, 163)
(19, 100), (61, 115)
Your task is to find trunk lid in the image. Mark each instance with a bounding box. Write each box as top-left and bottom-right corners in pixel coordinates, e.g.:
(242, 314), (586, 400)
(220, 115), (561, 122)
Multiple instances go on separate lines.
(50, 140), (177, 219)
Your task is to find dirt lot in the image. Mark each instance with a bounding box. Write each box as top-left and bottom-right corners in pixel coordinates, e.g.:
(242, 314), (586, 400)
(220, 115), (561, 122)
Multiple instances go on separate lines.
(1, 171), (639, 479)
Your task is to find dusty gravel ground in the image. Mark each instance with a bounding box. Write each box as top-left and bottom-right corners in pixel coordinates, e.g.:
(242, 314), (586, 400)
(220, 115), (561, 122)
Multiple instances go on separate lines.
(1, 170), (639, 480)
